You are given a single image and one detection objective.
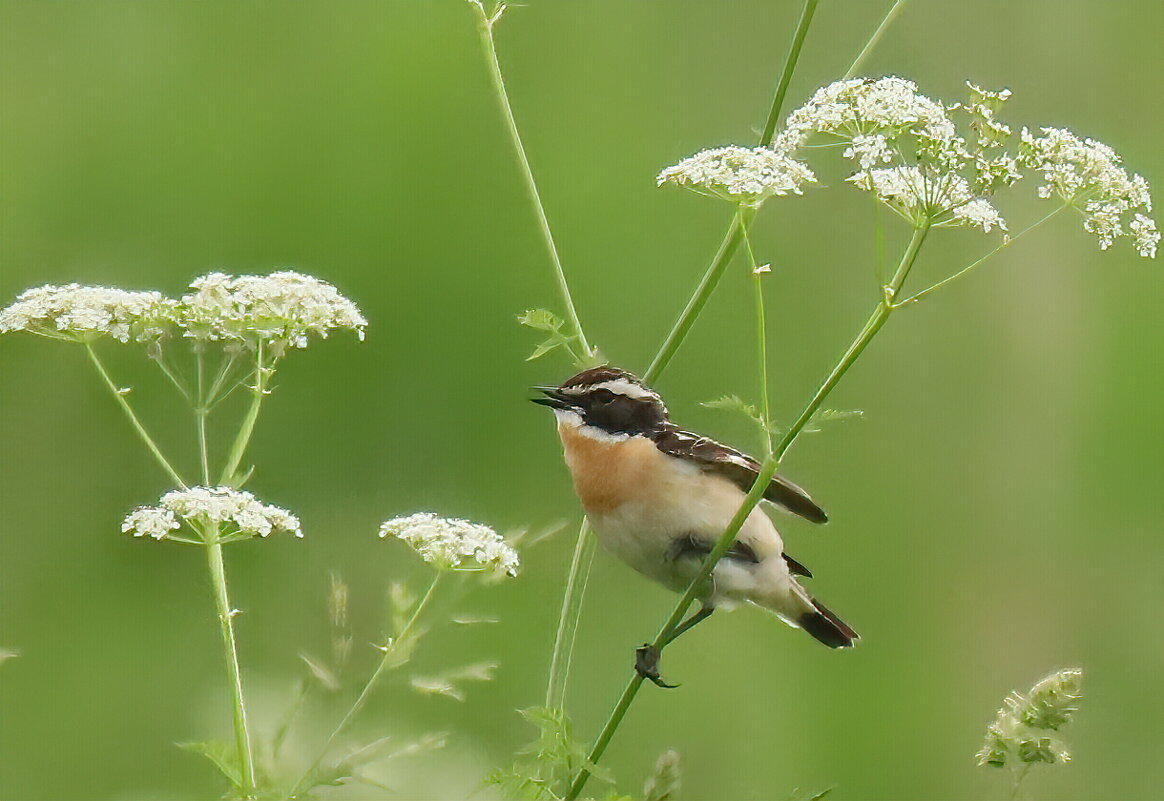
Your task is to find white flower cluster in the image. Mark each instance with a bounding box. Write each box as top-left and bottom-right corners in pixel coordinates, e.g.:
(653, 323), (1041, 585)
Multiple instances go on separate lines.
(1020, 127), (1158, 257)
(0, 284), (175, 343)
(774, 77), (1017, 234)
(0, 270), (367, 350)
(179, 271), (367, 353)
(977, 668), (1083, 768)
(773, 76), (955, 154)
(847, 167), (1007, 233)
(122, 486), (302, 542)
(379, 512), (519, 577)
(656, 145), (816, 204)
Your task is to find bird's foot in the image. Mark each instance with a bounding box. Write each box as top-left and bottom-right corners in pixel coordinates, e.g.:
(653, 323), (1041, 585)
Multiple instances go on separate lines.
(635, 644), (679, 689)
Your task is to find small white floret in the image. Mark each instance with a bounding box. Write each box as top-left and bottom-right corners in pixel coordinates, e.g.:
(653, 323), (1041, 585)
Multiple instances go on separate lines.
(122, 486), (302, 542)
(657, 146), (816, 204)
(379, 512), (519, 577)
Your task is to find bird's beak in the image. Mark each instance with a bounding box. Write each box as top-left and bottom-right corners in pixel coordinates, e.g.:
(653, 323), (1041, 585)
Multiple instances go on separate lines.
(530, 386), (571, 410)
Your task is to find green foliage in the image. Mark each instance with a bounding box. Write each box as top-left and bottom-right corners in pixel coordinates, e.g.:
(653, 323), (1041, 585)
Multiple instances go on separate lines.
(486, 707), (611, 799)
(178, 740), (244, 792)
(802, 408), (865, 433)
(518, 309), (582, 363)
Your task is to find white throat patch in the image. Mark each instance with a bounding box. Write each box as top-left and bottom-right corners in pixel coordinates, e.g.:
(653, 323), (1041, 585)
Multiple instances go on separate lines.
(553, 408), (631, 442)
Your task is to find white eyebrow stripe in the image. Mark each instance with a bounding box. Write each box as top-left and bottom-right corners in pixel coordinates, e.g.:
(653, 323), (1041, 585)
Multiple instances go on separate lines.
(590, 379), (659, 400)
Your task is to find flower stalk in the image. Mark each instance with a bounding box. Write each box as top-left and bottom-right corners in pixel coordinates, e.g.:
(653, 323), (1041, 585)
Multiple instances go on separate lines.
(220, 342), (270, 486)
(469, 0), (593, 362)
(205, 535), (258, 799)
(85, 343), (187, 487)
(288, 571), (444, 799)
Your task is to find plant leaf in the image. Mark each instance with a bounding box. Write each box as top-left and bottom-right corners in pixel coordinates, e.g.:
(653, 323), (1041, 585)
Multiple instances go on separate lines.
(177, 740), (243, 788)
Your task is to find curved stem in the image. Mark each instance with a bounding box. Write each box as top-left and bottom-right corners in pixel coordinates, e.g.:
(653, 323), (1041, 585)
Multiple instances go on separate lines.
(544, 519), (597, 708)
(219, 343), (269, 486)
(566, 225), (931, 801)
(84, 344), (187, 487)
(896, 206), (1065, 307)
(469, 1), (592, 361)
(644, 215), (744, 383)
(759, 0), (820, 146)
(288, 572), (443, 799)
(844, 0), (909, 79)
(205, 538), (257, 798)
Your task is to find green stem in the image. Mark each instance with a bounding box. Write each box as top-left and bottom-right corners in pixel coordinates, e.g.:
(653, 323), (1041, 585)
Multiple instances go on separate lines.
(219, 343), (269, 486)
(84, 343), (187, 487)
(566, 225), (931, 801)
(759, 0), (820, 146)
(896, 206), (1065, 306)
(151, 347), (192, 402)
(469, 1), (592, 361)
(196, 349), (211, 484)
(205, 538), (257, 798)
(288, 572), (443, 799)
(844, 0), (909, 79)
(1009, 763), (1032, 801)
(644, 216), (744, 383)
(739, 208), (773, 456)
(646, 0), (817, 384)
(544, 519), (597, 709)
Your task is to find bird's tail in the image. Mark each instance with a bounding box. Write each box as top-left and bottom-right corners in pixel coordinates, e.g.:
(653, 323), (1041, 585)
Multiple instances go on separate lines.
(798, 597), (859, 648)
(755, 583), (859, 648)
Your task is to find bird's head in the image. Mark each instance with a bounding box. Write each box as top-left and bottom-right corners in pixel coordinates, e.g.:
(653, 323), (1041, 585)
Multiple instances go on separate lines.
(532, 366), (669, 437)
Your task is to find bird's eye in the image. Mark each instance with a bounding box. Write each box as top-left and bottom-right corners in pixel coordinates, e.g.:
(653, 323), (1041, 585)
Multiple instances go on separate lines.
(592, 389), (615, 404)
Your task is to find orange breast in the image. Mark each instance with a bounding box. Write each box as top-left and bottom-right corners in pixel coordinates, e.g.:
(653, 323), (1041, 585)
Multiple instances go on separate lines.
(558, 423), (662, 514)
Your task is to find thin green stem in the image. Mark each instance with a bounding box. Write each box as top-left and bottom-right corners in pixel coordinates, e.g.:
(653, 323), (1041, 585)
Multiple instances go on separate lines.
(206, 352), (239, 407)
(739, 207), (773, 456)
(219, 343), (269, 487)
(205, 537), (257, 798)
(896, 206), (1065, 307)
(1009, 763), (1032, 801)
(759, 0), (820, 146)
(646, 0), (819, 384)
(844, 0), (909, 79)
(566, 225), (931, 801)
(288, 572), (443, 799)
(544, 519), (597, 709)
(196, 349), (211, 484)
(644, 216), (744, 383)
(84, 343), (187, 487)
(469, 1), (592, 361)
(151, 348), (192, 403)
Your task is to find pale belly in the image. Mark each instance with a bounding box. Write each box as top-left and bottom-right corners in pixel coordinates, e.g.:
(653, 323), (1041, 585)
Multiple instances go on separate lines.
(556, 418), (787, 603)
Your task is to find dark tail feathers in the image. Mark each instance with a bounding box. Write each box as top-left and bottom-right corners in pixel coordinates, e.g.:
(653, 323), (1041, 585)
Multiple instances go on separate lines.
(799, 598), (859, 648)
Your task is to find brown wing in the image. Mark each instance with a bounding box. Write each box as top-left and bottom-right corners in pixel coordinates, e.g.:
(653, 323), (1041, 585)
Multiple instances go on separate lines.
(652, 426), (828, 524)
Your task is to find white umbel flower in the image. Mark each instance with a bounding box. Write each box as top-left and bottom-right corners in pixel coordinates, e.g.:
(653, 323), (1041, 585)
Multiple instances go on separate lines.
(773, 76), (955, 155)
(123, 486), (302, 541)
(847, 167), (1006, 232)
(1019, 127), (1157, 257)
(179, 271), (367, 353)
(379, 512), (519, 577)
(657, 146), (816, 204)
(0, 284), (175, 343)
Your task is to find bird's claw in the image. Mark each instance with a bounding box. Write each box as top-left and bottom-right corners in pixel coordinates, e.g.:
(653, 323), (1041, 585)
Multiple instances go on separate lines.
(635, 644), (679, 689)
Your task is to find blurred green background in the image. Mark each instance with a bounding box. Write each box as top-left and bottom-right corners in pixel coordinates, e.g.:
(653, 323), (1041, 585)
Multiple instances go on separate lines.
(1, 1), (1161, 799)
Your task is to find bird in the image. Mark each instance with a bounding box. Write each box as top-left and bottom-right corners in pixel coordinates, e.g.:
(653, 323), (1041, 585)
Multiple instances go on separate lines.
(532, 365), (857, 680)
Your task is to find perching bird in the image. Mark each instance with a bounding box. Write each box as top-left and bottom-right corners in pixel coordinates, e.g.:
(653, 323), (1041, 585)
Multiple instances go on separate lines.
(533, 366), (857, 671)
